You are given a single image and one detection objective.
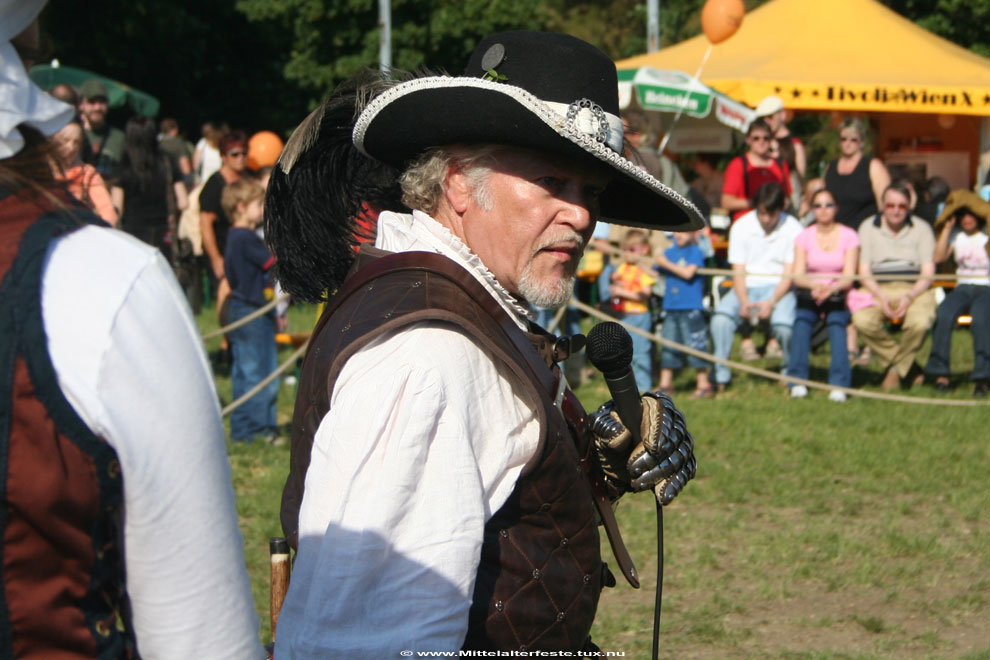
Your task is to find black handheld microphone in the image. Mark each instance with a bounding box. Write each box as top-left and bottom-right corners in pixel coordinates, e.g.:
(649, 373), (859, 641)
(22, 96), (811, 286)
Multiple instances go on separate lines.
(587, 320), (665, 660)
(586, 321), (642, 446)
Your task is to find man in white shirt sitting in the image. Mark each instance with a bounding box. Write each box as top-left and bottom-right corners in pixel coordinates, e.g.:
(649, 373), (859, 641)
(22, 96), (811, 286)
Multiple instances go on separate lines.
(711, 183), (802, 392)
(266, 31), (702, 658)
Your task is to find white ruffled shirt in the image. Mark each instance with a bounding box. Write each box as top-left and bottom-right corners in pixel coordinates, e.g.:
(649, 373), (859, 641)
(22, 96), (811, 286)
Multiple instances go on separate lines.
(274, 211), (542, 658)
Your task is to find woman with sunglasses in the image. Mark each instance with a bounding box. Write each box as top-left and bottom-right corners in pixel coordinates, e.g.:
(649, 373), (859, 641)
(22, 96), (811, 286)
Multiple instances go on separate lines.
(199, 131), (250, 361)
(200, 130), (249, 286)
(824, 118), (891, 230)
(785, 188), (860, 401)
(721, 118), (792, 221)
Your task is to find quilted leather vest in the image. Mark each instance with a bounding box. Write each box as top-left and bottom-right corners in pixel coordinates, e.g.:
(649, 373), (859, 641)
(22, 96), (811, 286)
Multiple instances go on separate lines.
(282, 247), (604, 650)
(0, 189), (134, 659)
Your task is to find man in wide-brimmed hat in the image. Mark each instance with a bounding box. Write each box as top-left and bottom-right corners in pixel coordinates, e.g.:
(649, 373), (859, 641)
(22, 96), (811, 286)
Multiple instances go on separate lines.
(272, 31), (700, 657)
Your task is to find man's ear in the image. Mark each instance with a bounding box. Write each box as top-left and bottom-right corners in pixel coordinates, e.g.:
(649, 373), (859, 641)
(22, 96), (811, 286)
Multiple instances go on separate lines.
(443, 165), (472, 214)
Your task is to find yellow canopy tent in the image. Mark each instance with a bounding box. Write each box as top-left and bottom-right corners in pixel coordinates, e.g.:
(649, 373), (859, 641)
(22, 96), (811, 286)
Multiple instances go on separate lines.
(615, 0), (990, 117)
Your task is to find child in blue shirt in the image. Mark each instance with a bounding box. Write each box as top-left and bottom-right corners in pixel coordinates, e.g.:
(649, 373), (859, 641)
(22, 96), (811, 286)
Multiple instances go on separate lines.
(221, 179), (281, 443)
(656, 230), (713, 398)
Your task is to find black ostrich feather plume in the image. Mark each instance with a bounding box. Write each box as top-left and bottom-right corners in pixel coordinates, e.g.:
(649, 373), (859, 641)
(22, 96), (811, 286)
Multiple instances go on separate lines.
(264, 69), (407, 303)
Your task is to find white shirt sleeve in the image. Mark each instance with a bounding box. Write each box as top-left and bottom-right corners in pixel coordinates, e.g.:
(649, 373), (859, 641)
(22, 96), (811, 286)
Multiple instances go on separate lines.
(42, 227), (265, 660)
(274, 322), (539, 659)
(726, 214), (749, 266)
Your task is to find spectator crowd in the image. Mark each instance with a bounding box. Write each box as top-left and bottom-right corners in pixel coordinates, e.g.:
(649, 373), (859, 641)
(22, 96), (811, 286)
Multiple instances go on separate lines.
(47, 77), (285, 439)
(572, 96), (990, 400)
(43, 81), (990, 410)
(6, 8), (988, 656)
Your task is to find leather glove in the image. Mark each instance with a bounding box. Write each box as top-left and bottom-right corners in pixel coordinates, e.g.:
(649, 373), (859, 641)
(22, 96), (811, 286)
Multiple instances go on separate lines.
(589, 391), (696, 504)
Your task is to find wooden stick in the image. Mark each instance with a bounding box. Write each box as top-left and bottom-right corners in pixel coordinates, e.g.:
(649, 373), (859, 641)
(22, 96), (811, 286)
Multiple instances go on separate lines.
(269, 537), (291, 639)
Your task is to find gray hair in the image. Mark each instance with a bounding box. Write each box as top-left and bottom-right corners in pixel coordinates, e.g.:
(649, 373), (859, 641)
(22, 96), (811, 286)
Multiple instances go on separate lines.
(399, 144), (506, 214)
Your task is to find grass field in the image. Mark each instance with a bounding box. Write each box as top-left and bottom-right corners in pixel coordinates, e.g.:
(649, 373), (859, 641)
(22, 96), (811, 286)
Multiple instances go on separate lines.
(198, 302), (990, 659)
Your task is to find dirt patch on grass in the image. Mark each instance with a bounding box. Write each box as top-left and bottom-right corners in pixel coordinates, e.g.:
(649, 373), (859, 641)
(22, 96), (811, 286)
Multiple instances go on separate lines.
(598, 573), (989, 659)
(726, 585), (988, 659)
(594, 498), (990, 659)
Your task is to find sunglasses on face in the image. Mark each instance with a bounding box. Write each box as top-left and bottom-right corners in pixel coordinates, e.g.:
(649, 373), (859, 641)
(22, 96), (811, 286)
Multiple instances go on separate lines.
(749, 135), (771, 142)
(885, 202), (908, 210)
(226, 150), (247, 157)
(813, 202), (836, 209)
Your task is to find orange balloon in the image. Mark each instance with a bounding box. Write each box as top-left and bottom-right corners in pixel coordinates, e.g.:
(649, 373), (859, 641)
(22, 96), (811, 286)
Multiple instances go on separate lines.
(247, 131), (284, 171)
(701, 0), (745, 45)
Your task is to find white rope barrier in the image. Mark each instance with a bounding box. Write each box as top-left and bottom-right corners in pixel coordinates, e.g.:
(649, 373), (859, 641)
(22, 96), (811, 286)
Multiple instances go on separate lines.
(221, 339), (310, 418)
(202, 293), (291, 341)
(596, 244), (964, 282)
(546, 304), (567, 334)
(569, 298), (989, 407)
(203, 242), (981, 419)
(197, 293), (303, 418)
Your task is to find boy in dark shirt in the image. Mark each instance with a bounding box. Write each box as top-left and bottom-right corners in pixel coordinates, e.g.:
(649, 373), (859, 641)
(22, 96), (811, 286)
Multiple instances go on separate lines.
(221, 179), (281, 443)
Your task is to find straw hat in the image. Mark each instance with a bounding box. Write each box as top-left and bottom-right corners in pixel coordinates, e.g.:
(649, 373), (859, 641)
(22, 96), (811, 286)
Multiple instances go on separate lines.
(935, 189), (990, 234)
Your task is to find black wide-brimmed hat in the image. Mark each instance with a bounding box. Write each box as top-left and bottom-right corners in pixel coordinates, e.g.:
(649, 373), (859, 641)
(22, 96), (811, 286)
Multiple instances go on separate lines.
(353, 31), (704, 231)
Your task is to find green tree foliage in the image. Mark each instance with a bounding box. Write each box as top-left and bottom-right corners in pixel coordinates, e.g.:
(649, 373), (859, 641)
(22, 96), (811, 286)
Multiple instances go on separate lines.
(543, 0), (709, 60)
(233, 0), (721, 93)
(42, 0), (311, 135)
(881, 0), (990, 57)
(37, 0), (990, 143)
(235, 0), (546, 93)
(233, 0), (785, 101)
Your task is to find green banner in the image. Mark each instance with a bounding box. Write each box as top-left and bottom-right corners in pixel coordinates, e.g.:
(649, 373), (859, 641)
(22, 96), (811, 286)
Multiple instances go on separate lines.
(635, 84), (712, 117)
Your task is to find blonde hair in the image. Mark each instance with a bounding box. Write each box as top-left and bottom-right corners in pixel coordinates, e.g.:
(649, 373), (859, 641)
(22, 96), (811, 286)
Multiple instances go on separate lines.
(621, 228), (649, 250)
(838, 118), (872, 152)
(221, 178), (264, 220)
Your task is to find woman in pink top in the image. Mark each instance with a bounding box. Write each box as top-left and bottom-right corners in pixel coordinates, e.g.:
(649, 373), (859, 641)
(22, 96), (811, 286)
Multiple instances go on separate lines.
(786, 188), (860, 401)
(52, 120), (118, 226)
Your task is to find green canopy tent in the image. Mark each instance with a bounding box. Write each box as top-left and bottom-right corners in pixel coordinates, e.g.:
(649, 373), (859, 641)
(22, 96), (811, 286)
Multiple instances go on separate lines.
(617, 66), (755, 153)
(29, 63), (160, 117)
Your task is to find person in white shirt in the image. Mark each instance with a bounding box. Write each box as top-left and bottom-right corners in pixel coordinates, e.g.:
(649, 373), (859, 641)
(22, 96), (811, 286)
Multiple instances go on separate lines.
(267, 32), (702, 658)
(0, 3), (264, 658)
(924, 190), (990, 397)
(710, 182), (802, 391)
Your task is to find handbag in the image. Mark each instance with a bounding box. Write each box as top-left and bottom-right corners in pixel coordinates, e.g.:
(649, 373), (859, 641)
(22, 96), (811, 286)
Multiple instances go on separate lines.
(795, 286), (847, 306)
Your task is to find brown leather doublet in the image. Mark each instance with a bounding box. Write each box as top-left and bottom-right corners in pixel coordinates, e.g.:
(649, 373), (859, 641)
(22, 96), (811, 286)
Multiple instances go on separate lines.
(282, 247), (603, 650)
(0, 189), (133, 658)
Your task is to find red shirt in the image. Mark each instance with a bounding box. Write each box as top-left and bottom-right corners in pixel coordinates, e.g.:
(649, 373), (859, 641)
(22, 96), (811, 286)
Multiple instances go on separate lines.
(722, 154), (792, 220)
